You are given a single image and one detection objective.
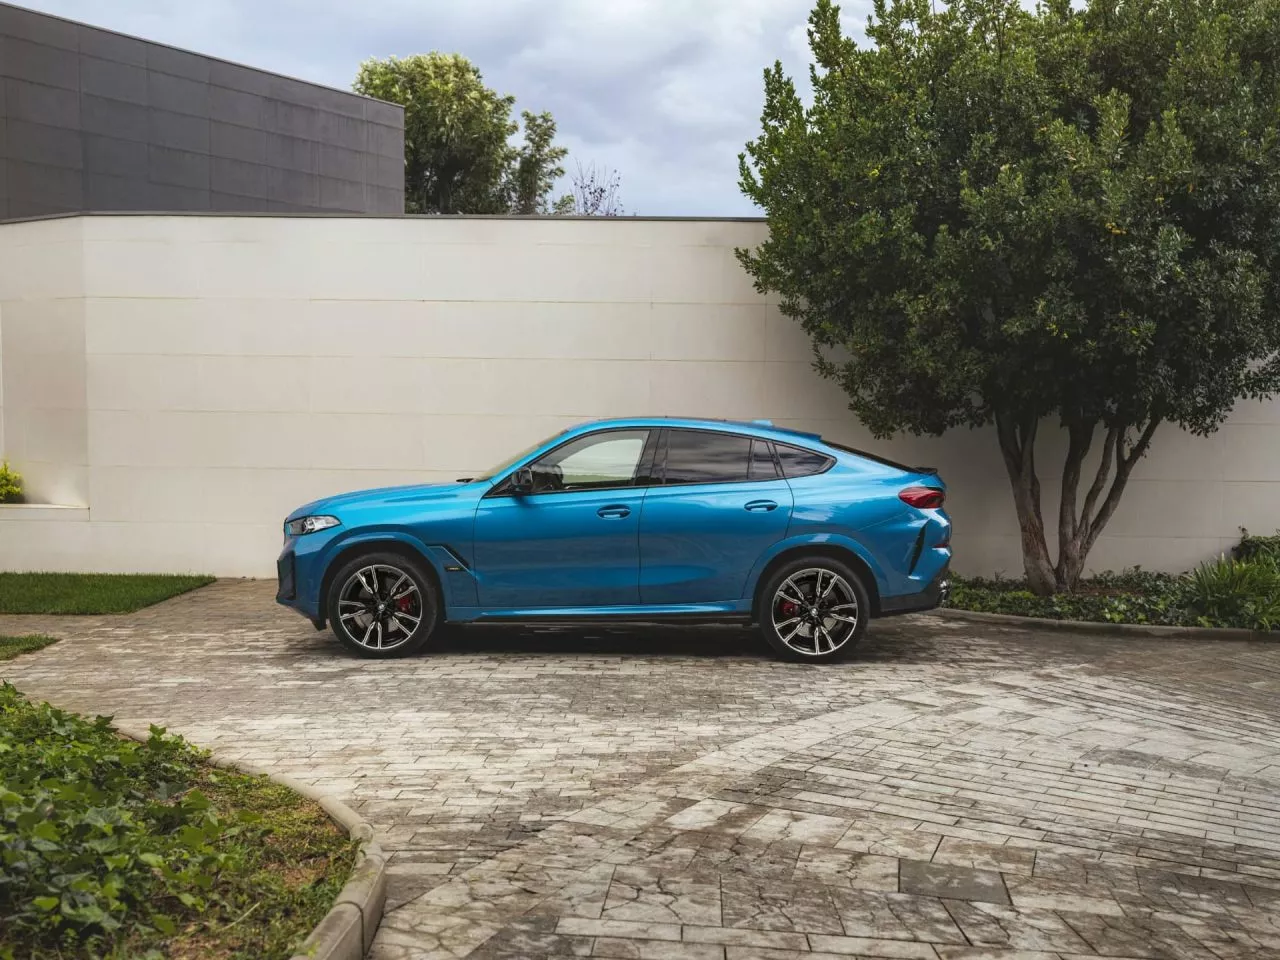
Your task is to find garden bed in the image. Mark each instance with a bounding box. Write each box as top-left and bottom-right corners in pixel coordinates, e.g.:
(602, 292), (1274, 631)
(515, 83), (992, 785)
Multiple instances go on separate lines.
(945, 532), (1280, 631)
(0, 573), (215, 615)
(0, 638), (357, 960)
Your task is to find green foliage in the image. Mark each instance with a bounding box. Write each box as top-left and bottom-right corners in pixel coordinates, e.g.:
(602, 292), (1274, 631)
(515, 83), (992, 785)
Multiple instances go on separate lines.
(1235, 528), (1280, 562)
(1184, 553), (1280, 629)
(354, 53), (569, 214)
(0, 684), (356, 959)
(0, 573), (214, 615)
(948, 533), (1279, 630)
(949, 569), (1194, 624)
(0, 635), (58, 661)
(0, 462), (21, 504)
(740, 0), (1280, 593)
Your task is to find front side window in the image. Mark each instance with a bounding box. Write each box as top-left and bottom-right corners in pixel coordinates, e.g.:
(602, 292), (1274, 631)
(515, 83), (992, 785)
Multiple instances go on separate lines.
(662, 429), (754, 484)
(526, 429), (650, 493)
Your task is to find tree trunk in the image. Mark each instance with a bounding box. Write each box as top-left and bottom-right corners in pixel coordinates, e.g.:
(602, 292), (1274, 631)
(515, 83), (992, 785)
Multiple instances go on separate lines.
(995, 412), (1056, 595)
(995, 412), (1161, 595)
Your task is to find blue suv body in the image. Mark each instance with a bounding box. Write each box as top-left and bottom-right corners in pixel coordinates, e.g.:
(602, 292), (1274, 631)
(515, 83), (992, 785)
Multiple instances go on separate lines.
(276, 417), (951, 662)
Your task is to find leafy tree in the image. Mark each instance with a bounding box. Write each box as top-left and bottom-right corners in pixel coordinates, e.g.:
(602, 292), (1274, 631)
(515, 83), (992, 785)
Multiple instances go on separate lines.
(739, 0), (1280, 594)
(354, 53), (569, 214)
(509, 110), (573, 215)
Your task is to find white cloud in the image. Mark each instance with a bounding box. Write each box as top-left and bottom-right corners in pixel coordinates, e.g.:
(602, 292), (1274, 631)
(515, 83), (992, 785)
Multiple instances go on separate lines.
(18, 0), (876, 214)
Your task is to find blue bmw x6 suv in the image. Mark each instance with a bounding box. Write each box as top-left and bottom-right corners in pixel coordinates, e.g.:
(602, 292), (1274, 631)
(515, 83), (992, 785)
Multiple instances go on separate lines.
(276, 417), (951, 663)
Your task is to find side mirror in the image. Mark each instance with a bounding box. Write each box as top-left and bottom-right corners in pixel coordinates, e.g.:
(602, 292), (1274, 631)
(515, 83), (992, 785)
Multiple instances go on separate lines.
(511, 467), (534, 494)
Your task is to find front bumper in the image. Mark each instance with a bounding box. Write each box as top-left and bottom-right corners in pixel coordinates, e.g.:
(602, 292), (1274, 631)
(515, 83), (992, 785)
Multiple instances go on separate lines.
(276, 551), (296, 602)
(877, 567), (950, 617)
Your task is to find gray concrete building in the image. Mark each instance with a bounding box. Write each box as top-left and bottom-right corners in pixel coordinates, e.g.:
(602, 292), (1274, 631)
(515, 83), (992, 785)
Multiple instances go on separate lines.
(0, 2), (405, 219)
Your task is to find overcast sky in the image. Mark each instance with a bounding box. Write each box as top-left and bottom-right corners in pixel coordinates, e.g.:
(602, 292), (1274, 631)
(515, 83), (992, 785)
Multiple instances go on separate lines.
(18, 0), (872, 215)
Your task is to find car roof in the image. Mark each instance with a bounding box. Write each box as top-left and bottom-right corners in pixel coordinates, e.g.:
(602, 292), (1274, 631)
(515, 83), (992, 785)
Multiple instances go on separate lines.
(568, 416), (823, 445)
(565, 417), (930, 475)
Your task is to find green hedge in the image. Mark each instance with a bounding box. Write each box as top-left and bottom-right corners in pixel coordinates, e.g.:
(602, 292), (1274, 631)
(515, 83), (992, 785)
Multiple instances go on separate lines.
(0, 684), (355, 959)
(947, 532), (1280, 631)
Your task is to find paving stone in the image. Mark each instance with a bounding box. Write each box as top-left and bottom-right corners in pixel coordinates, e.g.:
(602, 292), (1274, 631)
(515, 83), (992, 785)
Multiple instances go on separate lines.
(2, 581), (1279, 958)
(899, 860), (1010, 904)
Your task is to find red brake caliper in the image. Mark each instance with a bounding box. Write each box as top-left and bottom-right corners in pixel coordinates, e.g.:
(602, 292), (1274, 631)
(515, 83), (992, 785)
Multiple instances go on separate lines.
(396, 594), (414, 613)
(780, 600), (798, 617)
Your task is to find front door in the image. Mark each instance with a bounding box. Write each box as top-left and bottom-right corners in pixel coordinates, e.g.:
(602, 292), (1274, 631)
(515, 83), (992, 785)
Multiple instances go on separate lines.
(639, 429), (793, 604)
(473, 428), (654, 609)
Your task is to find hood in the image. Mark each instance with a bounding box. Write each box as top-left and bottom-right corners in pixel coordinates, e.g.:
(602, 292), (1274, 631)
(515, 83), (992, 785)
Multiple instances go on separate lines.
(285, 480), (484, 522)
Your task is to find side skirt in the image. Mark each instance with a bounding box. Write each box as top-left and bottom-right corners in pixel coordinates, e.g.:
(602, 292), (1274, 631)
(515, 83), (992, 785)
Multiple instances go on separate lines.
(447, 600), (754, 626)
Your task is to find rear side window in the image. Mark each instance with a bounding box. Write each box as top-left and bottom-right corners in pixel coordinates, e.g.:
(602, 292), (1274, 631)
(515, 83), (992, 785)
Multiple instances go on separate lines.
(775, 443), (834, 478)
(662, 429), (752, 484)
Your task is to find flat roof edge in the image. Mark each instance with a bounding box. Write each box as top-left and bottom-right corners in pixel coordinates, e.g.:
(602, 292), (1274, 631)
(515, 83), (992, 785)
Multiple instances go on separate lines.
(0, 211), (767, 225)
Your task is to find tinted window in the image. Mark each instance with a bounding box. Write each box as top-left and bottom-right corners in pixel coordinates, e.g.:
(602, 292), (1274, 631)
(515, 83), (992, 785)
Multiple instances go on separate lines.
(528, 430), (650, 492)
(749, 439), (780, 481)
(663, 430), (752, 484)
(775, 443), (834, 478)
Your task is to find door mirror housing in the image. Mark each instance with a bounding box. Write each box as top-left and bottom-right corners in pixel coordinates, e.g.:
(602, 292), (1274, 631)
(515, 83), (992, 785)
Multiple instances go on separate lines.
(510, 467), (534, 494)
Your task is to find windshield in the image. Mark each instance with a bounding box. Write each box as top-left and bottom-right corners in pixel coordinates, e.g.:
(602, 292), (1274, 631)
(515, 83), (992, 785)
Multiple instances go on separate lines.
(473, 429), (571, 481)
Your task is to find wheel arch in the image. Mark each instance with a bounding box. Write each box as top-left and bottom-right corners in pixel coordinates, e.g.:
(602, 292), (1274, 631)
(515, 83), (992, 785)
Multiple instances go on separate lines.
(749, 541), (883, 622)
(318, 535), (445, 628)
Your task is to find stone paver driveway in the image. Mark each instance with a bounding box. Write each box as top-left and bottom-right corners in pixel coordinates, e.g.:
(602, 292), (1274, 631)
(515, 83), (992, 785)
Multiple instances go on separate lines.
(3, 581), (1280, 960)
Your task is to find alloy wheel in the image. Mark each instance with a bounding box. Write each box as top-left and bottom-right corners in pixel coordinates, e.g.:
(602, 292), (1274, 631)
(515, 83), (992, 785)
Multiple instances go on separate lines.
(336, 563), (423, 651)
(771, 566), (859, 657)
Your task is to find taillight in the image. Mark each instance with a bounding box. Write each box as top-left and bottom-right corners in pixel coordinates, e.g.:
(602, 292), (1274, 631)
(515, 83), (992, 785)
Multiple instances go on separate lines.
(900, 486), (945, 509)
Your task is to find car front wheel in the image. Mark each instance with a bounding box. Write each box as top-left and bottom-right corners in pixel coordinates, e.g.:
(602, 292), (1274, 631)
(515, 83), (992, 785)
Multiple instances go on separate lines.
(758, 556), (869, 663)
(326, 551), (439, 658)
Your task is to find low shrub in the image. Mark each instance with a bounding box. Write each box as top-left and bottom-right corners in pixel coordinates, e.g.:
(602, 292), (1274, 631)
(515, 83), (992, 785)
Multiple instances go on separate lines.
(1184, 553), (1280, 631)
(1235, 528), (1280, 563)
(948, 569), (1191, 625)
(0, 462), (21, 504)
(946, 531), (1278, 631)
(0, 684), (355, 960)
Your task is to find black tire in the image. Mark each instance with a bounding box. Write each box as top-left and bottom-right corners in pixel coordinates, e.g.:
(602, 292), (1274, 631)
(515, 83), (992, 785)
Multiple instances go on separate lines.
(757, 555), (870, 663)
(326, 550), (440, 659)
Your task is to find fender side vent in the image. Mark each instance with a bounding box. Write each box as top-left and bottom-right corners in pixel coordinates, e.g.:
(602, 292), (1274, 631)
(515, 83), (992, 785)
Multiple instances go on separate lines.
(907, 526), (928, 576)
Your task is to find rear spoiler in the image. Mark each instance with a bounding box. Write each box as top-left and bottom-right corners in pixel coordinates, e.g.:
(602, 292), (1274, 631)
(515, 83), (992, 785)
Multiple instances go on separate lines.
(823, 439), (937, 476)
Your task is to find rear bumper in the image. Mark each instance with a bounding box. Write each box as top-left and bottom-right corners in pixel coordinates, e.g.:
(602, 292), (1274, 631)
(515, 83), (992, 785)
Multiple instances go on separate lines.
(878, 567), (950, 617)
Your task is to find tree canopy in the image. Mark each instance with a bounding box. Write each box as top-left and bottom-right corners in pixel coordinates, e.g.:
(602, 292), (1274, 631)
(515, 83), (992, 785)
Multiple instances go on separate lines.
(355, 53), (571, 214)
(740, 0), (1280, 593)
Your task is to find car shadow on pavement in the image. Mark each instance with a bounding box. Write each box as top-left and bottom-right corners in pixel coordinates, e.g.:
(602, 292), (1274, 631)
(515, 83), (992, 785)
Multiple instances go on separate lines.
(428, 623), (772, 659)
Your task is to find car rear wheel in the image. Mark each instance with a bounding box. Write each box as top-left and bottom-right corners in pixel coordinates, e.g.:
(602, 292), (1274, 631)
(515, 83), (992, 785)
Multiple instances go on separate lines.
(757, 556), (869, 663)
(326, 551), (439, 658)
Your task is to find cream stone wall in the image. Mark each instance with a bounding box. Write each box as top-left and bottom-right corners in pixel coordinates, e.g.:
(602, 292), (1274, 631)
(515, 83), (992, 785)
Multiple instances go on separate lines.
(0, 213), (1276, 577)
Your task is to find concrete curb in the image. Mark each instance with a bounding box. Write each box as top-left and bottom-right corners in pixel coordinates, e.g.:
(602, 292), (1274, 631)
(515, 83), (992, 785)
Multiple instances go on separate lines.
(935, 606), (1276, 642)
(112, 722), (385, 960)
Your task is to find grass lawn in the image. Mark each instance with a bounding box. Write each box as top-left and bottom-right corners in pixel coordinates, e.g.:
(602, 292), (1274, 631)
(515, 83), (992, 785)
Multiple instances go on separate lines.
(0, 572), (215, 615)
(0, 639), (356, 959)
(0, 634), (59, 659)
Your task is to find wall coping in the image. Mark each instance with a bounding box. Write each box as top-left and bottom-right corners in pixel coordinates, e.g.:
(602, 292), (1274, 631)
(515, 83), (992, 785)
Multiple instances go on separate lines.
(0, 504), (89, 521)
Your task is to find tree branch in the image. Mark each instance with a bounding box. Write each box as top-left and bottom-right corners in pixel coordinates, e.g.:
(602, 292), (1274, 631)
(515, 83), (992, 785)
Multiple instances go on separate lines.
(1083, 416), (1161, 555)
(1058, 418), (1094, 547)
(1078, 423), (1120, 536)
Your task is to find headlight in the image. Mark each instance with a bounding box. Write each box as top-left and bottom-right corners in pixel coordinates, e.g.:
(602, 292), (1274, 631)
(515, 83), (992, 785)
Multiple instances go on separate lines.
(285, 515), (340, 536)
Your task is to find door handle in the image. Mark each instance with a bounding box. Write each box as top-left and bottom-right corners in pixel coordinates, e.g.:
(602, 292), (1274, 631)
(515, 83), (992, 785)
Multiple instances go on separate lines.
(745, 499), (778, 512)
(597, 505), (631, 519)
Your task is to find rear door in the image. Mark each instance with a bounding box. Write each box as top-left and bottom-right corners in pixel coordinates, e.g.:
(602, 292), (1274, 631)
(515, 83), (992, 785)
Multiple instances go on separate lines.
(638, 429), (793, 604)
